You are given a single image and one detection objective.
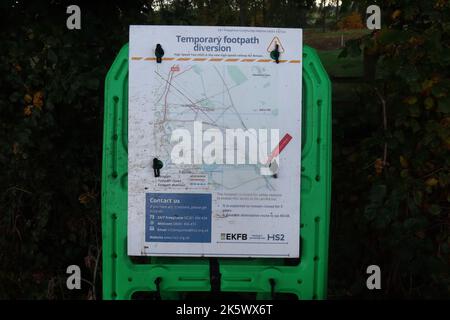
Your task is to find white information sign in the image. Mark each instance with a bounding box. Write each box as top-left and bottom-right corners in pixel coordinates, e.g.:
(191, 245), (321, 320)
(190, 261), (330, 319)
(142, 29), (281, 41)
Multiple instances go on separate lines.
(128, 25), (302, 257)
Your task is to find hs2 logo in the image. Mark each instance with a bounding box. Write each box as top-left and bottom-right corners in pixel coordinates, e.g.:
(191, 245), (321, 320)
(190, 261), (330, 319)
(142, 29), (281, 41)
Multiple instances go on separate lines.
(268, 234), (285, 241)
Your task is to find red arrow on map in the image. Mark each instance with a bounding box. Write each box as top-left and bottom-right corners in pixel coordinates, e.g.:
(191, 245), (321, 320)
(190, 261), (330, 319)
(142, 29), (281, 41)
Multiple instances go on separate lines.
(266, 133), (293, 165)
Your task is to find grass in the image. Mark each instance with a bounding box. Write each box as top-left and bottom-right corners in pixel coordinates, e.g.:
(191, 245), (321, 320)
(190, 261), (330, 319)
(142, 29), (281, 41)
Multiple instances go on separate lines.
(304, 28), (369, 40)
(318, 49), (364, 103)
(302, 28), (365, 78)
(303, 29), (367, 103)
(304, 28), (370, 51)
(317, 49), (363, 78)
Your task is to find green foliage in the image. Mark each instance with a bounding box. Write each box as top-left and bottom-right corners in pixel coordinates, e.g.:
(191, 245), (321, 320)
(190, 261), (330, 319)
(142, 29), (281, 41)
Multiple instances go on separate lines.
(0, 0), (316, 300)
(0, 0), (448, 299)
(0, 0), (146, 299)
(331, 0), (450, 298)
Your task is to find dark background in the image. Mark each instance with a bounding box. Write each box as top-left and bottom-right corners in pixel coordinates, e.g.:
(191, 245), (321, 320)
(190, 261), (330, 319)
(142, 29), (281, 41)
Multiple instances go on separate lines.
(0, 0), (448, 299)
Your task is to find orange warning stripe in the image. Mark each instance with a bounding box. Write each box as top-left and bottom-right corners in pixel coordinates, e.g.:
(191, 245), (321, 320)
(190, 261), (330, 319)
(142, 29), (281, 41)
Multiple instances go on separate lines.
(131, 57), (301, 63)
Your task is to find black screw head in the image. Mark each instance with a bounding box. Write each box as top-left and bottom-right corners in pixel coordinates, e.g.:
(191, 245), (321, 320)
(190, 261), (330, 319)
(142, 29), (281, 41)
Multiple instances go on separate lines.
(153, 158), (163, 177)
(270, 43), (280, 63)
(153, 158), (163, 170)
(155, 44), (164, 63)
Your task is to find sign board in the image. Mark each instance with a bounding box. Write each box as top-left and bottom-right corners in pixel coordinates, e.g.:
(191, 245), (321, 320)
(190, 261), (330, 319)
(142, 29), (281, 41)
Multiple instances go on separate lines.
(128, 25), (302, 257)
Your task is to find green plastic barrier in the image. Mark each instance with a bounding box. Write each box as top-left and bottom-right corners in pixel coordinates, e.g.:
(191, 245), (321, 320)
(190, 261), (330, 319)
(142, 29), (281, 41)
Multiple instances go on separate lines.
(102, 44), (331, 300)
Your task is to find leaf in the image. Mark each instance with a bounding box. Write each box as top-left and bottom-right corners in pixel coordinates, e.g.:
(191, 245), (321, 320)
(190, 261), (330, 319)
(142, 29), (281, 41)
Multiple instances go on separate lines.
(409, 104), (421, 117)
(24, 94), (33, 104)
(437, 97), (450, 113)
(425, 177), (439, 187)
(47, 49), (57, 64)
(364, 184), (387, 220)
(9, 91), (21, 103)
(413, 191), (423, 206)
(403, 217), (420, 229)
(400, 169), (409, 178)
(424, 97), (434, 110)
(428, 204), (441, 216)
(340, 39), (362, 58)
(410, 119), (421, 132)
(86, 78), (99, 90)
(404, 96), (418, 105)
(400, 156), (409, 168)
(392, 10), (401, 20)
(378, 29), (413, 46)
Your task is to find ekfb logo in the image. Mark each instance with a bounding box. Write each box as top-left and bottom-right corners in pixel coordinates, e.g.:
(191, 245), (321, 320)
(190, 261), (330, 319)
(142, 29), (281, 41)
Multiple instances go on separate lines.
(221, 233), (248, 241)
